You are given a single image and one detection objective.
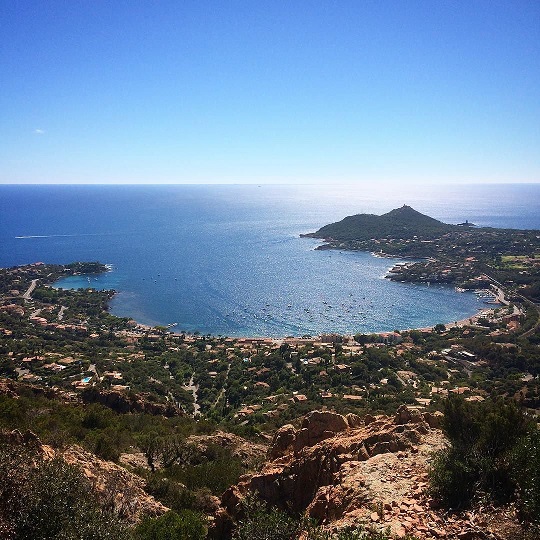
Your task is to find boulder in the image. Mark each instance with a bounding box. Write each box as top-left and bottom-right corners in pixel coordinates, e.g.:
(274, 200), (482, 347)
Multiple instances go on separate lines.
(301, 410), (349, 443)
(394, 405), (418, 425)
(363, 413), (377, 425)
(423, 411), (444, 429)
(346, 413), (363, 428)
(268, 424), (297, 459)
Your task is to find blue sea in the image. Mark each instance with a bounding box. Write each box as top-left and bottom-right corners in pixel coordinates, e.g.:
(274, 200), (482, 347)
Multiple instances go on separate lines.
(1, 183), (539, 337)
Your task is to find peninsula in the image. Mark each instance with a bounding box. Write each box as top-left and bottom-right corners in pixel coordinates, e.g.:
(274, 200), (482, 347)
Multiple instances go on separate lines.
(302, 205), (540, 303)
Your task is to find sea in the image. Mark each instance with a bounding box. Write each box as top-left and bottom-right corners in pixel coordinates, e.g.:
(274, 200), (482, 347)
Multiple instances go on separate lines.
(1, 183), (539, 337)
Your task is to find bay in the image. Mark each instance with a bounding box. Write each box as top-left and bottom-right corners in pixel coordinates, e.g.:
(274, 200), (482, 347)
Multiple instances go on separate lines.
(1, 183), (539, 337)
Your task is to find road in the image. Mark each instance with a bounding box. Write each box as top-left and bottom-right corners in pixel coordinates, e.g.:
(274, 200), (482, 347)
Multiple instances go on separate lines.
(484, 273), (540, 338)
(22, 279), (38, 301)
(212, 362), (231, 409)
(183, 374), (200, 416)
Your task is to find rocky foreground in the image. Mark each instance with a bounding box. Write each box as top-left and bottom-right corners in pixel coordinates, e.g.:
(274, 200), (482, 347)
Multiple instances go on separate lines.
(2, 399), (531, 539)
(212, 407), (527, 540)
(3, 428), (166, 524)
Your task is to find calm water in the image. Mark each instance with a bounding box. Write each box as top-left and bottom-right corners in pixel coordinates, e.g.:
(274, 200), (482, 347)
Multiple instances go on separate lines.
(1, 184), (539, 337)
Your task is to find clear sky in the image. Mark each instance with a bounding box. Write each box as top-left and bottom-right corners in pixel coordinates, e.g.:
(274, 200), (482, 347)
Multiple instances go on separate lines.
(1, 1), (539, 184)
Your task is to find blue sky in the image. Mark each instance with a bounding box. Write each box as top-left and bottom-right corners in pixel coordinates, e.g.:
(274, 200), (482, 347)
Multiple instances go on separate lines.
(1, 1), (539, 184)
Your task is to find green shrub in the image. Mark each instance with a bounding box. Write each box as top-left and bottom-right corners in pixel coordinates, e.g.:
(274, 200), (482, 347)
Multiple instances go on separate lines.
(232, 495), (417, 540)
(0, 441), (129, 540)
(512, 428), (540, 522)
(233, 496), (303, 540)
(428, 447), (478, 508)
(429, 396), (535, 509)
(144, 475), (197, 513)
(133, 510), (206, 540)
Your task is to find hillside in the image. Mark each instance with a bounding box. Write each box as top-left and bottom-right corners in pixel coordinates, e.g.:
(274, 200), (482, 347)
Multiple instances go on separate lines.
(301, 206), (540, 298)
(3, 389), (537, 540)
(211, 406), (538, 540)
(303, 205), (451, 242)
(1, 261), (539, 538)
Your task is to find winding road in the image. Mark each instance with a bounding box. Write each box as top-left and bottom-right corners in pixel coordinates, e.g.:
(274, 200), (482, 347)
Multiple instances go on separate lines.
(22, 279), (38, 301)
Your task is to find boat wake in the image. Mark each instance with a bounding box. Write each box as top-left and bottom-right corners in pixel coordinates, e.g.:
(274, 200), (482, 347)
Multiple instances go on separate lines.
(15, 234), (79, 239)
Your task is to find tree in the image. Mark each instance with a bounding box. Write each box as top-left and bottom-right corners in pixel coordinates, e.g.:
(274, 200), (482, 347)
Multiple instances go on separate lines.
(137, 431), (163, 472)
(233, 496), (303, 540)
(512, 428), (540, 523)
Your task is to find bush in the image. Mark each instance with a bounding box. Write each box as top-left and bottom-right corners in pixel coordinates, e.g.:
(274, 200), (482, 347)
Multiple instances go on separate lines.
(233, 496), (304, 540)
(232, 495), (413, 540)
(0, 441), (129, 540)
(428, 447), (478, 508)
(429, 396), (535, 509)
(144, 475), (197, 513)
(512, 428), (540, 522)
(133, 510), (206, 540)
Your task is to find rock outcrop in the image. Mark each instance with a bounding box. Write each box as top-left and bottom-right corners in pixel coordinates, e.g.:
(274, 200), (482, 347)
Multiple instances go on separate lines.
(212, 407), (525, 539)
(81, 387), (182, 417)
(62, 445), (166, 522)
(1, 429), (166, 523)
(0, 378), (74, 402)
(187, 430), (267, 469)
(219, 408), (433, 523)
(212, 407), (528, 539)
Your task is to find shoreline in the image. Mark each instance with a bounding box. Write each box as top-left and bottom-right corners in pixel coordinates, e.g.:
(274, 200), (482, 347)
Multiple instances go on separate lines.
(50, 265), (504, 341)
(129, 301), (492, 341)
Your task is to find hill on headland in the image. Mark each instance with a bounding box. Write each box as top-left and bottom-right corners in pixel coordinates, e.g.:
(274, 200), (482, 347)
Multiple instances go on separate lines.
(303, 205), (451, 242)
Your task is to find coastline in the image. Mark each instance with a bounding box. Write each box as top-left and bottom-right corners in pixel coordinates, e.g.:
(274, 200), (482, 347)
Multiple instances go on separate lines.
(127, 294), (494, 341)
(47, 264), (505, 341)
(51, 272), (494, 341)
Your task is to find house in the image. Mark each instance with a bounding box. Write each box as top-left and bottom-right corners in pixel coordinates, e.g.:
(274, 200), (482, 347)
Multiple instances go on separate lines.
(342, 394), (362, 401)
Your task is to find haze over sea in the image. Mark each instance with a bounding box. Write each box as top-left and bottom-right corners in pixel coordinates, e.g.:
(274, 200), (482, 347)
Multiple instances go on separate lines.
(1, 184), (539, 337)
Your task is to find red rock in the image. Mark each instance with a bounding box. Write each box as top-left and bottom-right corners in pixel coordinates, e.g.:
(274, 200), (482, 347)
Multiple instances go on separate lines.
(346, 413), (363, 428)
(212, 408), (444, 532)
(423, 411), (444, 429)
(363, 413), (377, 425)
(301, 410), (349, 439)
(268, 424), (296, 459)
(394, 525), (407, 538)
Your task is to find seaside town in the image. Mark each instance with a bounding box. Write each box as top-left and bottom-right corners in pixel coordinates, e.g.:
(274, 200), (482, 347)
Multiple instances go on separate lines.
(1, 257), (538, 426)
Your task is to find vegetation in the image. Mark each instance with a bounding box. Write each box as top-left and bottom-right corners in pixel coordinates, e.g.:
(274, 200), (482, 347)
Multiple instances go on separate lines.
(1, 258), (539, 537)
(133, 510), (206, 540)
(511, 428), (540, 522)
(0, 440), (129, 540)
(304, 206), (540, 301)
(0, 390), (248, 517)
(1, 260), (539, 434)
(233, 495), (418, 540)
(429, 396), (538, 520)
(304, 205), (449, 244)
